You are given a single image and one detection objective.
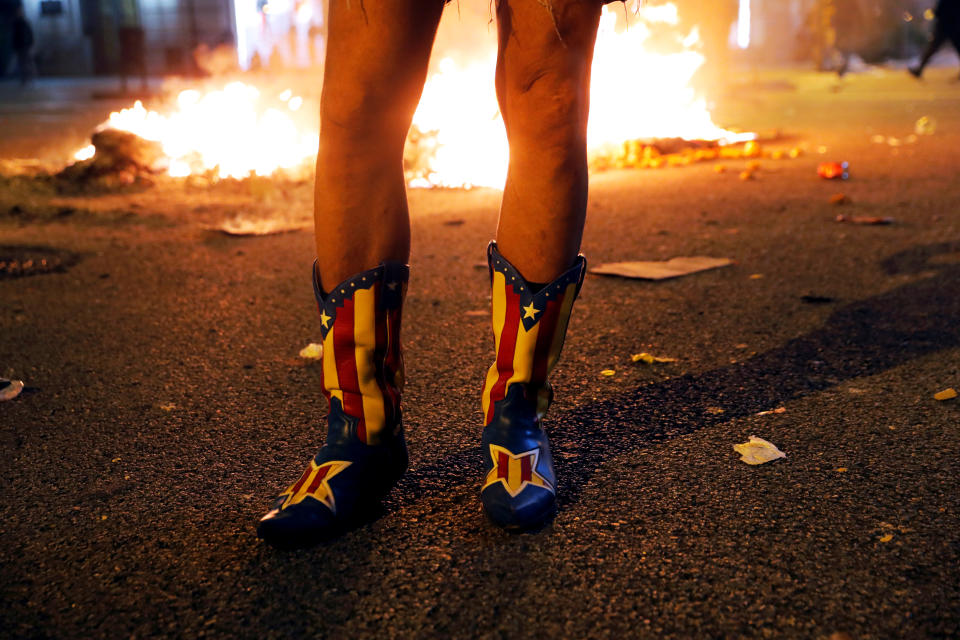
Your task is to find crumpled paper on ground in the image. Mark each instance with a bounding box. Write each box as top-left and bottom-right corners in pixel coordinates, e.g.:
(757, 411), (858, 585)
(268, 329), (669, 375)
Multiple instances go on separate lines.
(590, 257), (732, 280)
(733, 436), (787, 465)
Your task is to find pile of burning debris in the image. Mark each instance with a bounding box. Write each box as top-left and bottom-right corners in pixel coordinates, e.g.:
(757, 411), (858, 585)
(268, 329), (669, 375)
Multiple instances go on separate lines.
(588, 138), (798, 172)
(55, 129), (165, 191)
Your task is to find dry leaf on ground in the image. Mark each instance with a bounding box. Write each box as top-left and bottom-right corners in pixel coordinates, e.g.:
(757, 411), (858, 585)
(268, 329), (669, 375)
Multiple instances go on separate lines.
(934, 388), (957, 401)
(0, 379), (24, 401)
(733, 436), (787, 465)
(835, 214), (894, 225)
(590, 257), (732, 281)
(631, 352), (677, 364)
(756, 407), (786, 416)
(299, 343), (323, 359)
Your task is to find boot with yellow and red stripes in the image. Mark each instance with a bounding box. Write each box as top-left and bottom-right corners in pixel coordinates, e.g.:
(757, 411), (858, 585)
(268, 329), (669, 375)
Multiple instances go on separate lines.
(257, 261), (409, 548)
(479, 242), (586, 529)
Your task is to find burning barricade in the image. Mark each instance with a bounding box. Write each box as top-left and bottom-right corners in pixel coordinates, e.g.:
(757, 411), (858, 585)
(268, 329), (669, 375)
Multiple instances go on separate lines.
(7, 2), (792, 193)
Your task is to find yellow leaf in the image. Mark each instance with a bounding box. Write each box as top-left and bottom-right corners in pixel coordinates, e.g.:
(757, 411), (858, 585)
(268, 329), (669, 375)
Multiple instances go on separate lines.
(756, 406), (786, 416)
(299, 342), (324, 359)
(934, 388), (957, 401)
(733, 436), (787, 465)
(631, 352), (677, 364)
(601, 369), (616, 377)
(878, 533), (894, 543)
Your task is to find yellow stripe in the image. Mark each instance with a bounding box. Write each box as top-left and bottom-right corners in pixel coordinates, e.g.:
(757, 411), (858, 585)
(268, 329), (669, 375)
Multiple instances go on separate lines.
(503, 318), (540, 402)
(322, 321), (342, 406)
(481, 270), (508, 420)
(546, 283), (578, 371)
(508, 456), (522, 494)
(354, 286), (386, 443)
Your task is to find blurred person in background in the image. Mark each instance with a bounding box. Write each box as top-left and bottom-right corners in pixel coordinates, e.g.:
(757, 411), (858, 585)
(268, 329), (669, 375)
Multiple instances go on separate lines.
(910, 0), (960, 78)
(11, 4), (35, 85)
(833, 0), (868, 76)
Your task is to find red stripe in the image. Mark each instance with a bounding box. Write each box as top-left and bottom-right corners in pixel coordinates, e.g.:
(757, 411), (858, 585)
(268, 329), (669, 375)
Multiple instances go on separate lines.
(383, 281), (404, 411)
(520, 455), (532, 483)
(386, 287), (404, 395)
(530, 296), (562, 388)
(333, 298), (366, 441)
(289, 465), (314, 496)
(371, 282), (393, 423)
(498, 452), (510, 479)
(485, 285), (522, 424)
(305, 464), (331, 494)
(383, 303), (402, 424)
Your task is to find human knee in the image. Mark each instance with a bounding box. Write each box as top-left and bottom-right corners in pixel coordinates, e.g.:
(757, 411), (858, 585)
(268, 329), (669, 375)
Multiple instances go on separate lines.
(509, 70), (587, 153)
(498, 0), (602, 143)
(320, 70), (423, 144)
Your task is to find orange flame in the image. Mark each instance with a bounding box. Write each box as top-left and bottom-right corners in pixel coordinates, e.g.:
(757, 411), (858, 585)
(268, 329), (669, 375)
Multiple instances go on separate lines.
(74, 3), (751, 187)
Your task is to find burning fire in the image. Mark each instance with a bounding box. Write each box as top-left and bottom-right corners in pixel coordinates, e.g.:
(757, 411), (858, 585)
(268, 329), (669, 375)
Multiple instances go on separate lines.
(74, 82), (318, 180)
(74, 2), (752, 188)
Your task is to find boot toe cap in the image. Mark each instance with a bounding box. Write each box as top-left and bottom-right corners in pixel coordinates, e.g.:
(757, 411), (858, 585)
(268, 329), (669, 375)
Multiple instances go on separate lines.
(481, 483), (556, 531)
(257, 500), (337, 549)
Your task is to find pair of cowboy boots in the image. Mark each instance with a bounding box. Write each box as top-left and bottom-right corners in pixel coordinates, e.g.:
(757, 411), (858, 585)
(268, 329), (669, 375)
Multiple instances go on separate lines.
(257, 242), (586, 548)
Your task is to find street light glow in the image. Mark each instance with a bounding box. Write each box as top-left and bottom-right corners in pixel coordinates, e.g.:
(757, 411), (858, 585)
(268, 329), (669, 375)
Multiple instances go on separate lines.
(737, 0), (751, 49)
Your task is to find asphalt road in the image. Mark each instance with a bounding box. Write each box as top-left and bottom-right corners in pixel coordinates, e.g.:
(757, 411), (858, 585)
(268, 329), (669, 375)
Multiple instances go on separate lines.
(2, 67), (960, 639)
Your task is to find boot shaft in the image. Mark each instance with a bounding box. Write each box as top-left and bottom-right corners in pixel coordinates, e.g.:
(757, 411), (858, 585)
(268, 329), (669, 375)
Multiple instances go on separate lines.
(480, 243), (586, 426)
(313, 261), (408, 445)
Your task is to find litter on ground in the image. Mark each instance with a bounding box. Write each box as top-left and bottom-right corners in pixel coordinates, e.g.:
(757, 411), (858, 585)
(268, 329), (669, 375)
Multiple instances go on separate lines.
(733, 436), (787, 465)
(590, 257), (733, 280)
(299, 343), (323, 359)
(0, 379), (24, 401)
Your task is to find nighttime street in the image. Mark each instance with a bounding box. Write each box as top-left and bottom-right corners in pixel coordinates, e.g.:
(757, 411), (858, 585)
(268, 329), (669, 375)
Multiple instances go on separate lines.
(3, 0), (960, 636)
(2, 64), (959, 638)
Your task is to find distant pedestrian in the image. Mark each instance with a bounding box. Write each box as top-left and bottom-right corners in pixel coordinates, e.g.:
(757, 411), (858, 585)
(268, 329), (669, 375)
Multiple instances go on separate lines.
(910, 0), (960, 78)
(833, 0), (868, 77)
(11, 6), (36, 86)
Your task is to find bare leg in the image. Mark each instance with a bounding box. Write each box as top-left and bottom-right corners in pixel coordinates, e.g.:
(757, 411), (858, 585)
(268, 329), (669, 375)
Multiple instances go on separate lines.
(314, 0), (445, 290)
(493, 0), (602, 283)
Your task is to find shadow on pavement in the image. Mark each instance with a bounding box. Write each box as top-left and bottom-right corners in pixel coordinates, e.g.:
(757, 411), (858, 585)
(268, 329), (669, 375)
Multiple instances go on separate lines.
(402, 241), (960, 509)
(243, 242), (959, 634)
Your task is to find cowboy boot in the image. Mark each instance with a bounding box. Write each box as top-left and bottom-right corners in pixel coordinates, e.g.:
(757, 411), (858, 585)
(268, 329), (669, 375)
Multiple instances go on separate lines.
(479, 242), (586, 529)
(258, 261), (409, 548)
